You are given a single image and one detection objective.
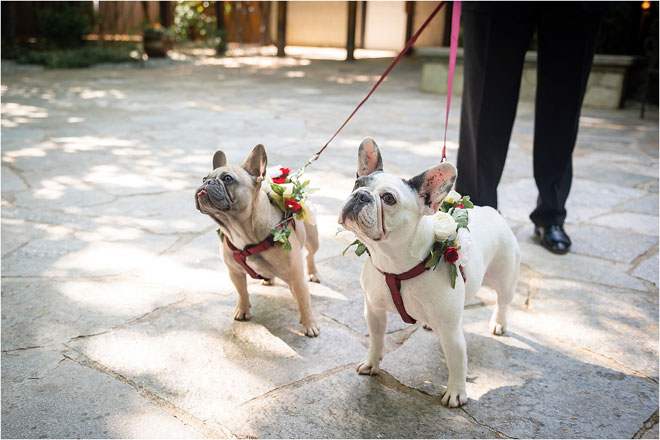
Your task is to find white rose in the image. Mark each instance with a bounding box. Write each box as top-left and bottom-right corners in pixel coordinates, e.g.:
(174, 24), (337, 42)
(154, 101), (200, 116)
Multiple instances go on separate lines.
(444, 190), (462, 205)
(432, 211), (457, 241)
(279, 183), (295, 198)
(456, 228), (471, 265)
(261, 180), (272, 195)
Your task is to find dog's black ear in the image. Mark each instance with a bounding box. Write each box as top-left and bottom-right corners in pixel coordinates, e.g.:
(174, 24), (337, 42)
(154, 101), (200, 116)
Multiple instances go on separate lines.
(357, 137), (383, 177)
(213, 151), (227, 169)
(242, 144), (268, 180)
(407, 162), (457, 215)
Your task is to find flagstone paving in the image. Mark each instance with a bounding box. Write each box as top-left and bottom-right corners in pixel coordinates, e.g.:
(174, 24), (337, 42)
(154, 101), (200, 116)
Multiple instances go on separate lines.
(2, 51), (658, 438)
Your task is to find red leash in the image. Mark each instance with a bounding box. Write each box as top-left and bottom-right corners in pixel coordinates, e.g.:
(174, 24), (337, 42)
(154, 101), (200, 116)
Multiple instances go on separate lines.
(303, 1), (461, 169)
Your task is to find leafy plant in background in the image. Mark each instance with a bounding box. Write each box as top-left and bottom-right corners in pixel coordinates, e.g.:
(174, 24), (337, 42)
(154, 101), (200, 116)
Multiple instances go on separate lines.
(173, 1), (228, 54)
(37, 4), (93, 49)
(16, 45), (138, 69)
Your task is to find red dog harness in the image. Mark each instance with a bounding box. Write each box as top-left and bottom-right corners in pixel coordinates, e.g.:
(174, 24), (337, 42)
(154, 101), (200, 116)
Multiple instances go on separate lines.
(375, 243), (466, 324)
(224, 219), (295, 280)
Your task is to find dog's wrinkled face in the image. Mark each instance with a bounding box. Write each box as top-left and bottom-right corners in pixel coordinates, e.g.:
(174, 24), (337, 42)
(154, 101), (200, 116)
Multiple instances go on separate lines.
(339, 137), (457, 243)
(195, 145), (267, 221)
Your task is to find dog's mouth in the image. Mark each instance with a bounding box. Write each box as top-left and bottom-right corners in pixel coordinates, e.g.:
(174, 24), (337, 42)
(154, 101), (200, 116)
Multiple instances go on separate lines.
(196, 180), (233, 213)
(339, 191), (386, 242)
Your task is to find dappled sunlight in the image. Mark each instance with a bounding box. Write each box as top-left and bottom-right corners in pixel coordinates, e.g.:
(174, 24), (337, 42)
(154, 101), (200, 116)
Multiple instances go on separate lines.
(233, 322), (304, 359)
(330, 73), (383, 85)
(52, 135), (139, 152)
(1, 102), (49, 127)
(194, 55), (312, 69)
(83, 164), (190, 192)
(53, 241), (163, 277)
(69, 86), (126, 100)
(34, 175), (94, 200)
(56, 277), (181, 317)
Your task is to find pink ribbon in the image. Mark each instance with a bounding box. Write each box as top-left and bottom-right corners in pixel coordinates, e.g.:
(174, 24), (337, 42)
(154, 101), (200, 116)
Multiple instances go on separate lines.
(442, 1), (462, 162)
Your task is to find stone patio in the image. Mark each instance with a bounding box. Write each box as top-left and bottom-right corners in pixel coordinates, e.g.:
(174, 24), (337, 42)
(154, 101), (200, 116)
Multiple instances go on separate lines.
(2, 50), (658, 438)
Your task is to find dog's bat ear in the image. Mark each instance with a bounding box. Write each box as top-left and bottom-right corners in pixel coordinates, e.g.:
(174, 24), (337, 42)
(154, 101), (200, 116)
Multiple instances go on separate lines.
(407, 162), (457, 215)
(242, 144), (268, 179)
(357, 137), (383, 177)
(213, 151), (227, 169)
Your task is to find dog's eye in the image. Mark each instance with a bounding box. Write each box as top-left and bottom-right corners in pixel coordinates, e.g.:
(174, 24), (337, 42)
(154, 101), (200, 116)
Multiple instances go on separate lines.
(202, 176), (207, 182)
(222, 174), (233, 183)
(382, 192), (396, 205)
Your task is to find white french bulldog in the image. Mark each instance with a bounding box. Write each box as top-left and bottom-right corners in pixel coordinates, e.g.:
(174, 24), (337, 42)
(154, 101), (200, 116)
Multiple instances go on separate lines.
(338, 137), (520, 407)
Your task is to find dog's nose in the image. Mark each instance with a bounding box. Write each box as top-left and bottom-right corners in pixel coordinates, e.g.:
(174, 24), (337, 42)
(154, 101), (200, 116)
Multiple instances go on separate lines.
(355, 190), (371, 204)
(206, 179), (216, 186)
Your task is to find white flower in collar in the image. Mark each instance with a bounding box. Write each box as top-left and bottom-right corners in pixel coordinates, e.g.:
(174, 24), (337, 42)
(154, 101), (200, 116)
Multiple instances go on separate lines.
(443, 190), (462, 205)
(432, 211), (457, 241)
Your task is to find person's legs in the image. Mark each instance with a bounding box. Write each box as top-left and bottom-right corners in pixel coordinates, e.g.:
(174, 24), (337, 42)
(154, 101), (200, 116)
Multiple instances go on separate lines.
(530, 4), (602, 228)
(456, 5), (536, 208)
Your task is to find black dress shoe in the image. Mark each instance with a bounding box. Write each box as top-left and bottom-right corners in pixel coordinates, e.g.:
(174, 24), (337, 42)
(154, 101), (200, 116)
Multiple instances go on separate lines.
(534, 224), (571, 254)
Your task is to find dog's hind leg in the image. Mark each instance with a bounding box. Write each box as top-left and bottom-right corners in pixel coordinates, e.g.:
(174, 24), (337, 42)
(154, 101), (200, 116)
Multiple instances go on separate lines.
(303, 222), (321, 283)
(485, 248), (520, 335)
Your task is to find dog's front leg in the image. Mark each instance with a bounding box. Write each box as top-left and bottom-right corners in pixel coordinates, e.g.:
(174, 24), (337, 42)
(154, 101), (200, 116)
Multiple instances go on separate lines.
(287, 270), (320, 338)
(436, 323), (468, 407)
(357, 299), (387, 375)
(228, 268), (252, 321)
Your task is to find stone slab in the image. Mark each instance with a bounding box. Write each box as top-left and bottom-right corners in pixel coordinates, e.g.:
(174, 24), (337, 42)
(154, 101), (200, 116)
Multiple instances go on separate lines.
(516, 225), (648, 291)
(218, 366), (494, 439)
(66, 290), (366, 422)
(1, 348), (204, 439)
(590, 212), (659, 237)
(633, 252), (659, 287)
(1, 276), (190, 351)
(567, 223), (658, 264)
(380, 306), (658, 438)
(619, 194), (659, 215)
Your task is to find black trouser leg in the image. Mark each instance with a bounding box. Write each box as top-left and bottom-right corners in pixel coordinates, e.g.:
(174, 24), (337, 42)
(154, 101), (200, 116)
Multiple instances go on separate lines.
(529, 5), (602, 226)
(456, 9), (536, 208)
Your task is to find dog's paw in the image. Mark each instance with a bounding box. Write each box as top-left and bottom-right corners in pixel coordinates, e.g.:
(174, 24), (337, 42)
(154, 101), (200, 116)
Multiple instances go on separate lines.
(308, 272), (321, 283)
(440, 385), (467, 408)
(261, 278), (274, 286)
(233, 307), (252, 321)
(356, 359), (380, 376)
(489, 313), (507, 335)
(302, 320), (320, 337)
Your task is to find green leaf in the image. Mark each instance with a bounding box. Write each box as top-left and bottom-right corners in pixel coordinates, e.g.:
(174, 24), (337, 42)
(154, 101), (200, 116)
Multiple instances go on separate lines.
(270, 183), (285, 196)
(283, 241), (292, 253)
(355, 243), (368, 256)
(461, 195), (474, 209)
(449, 264), (458, 289)
(425, 250), (442, 269)
(451, 208), (469, 229)
(342, 239), (361, 256)
(216, 228), (224, 240)
(439, 201), (452, 213)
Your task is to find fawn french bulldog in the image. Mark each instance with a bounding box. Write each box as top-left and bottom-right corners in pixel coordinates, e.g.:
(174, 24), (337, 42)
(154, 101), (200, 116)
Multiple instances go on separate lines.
(195, 144), (321, 337)
(338, 138), (520, 406)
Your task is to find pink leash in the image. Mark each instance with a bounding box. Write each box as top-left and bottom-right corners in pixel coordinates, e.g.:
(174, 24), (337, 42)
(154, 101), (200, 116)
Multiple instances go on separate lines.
(305, 1), (461, 167)
(442, 1), (462, 162)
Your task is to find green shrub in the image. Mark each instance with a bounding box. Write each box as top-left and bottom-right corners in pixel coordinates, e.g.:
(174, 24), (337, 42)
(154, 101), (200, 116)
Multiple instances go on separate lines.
(37, 5), (93, 48)
(16, 46), (137, 69)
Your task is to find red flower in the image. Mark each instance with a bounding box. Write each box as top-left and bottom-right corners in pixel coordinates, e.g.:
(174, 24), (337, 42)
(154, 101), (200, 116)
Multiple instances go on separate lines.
(444, 246), (459, 264)
(272, 167), (291, 184)
(285, 198), (302, 212)
(457, 203), (464, 209)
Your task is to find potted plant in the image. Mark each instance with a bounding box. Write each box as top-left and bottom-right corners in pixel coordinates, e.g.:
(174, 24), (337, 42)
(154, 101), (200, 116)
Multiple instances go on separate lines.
(142, 23), (172, 58)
